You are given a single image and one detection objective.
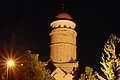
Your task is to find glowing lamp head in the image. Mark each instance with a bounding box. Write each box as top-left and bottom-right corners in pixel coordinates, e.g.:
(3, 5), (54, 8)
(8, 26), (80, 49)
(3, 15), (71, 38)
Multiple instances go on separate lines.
(7, 60), (15, 67)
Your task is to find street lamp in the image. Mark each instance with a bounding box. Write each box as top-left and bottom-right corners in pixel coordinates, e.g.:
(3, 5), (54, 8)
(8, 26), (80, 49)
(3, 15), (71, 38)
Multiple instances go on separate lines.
(7, 60), (14, 67)
(6, 59), (15, 80)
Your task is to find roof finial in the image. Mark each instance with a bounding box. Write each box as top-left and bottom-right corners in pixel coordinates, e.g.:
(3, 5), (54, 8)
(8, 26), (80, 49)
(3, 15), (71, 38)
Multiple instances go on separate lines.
(62, 3), (65, 12)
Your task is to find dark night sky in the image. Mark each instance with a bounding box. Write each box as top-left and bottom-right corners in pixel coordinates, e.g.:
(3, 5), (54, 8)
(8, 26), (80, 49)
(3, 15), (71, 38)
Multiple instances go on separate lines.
(0, 0), (120, 71)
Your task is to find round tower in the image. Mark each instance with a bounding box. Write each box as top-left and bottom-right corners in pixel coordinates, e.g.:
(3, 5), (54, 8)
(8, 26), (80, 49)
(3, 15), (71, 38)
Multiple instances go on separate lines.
(49, 12), (78, 73)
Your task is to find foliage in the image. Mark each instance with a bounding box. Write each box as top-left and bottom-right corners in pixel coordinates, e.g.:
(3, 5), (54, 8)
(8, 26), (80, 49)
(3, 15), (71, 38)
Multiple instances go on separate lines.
(0, 57), (7, 80)
(78, 66), (98, 80)
(96, 34), (120, 80)
(17, 50), (55, 80)
(78, 34), (120, 80)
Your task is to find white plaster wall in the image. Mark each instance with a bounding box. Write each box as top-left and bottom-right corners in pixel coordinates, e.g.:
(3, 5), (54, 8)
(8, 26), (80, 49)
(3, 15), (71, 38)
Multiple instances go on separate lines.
(54, 62), (79, 73)
(51, 68), (74, 80)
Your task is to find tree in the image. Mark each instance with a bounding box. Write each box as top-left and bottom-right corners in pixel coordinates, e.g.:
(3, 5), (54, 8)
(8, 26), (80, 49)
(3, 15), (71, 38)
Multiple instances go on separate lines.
(78, 66), (98, 80)
(96, 34), (120, 80)
(17, 50), (55, 80)
(0, 56), (7, 80)
(78, 34), (120, 80)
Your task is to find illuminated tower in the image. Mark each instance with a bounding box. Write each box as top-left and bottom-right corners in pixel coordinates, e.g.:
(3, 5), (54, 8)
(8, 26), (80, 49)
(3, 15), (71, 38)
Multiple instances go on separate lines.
(49, 12), (78, 73)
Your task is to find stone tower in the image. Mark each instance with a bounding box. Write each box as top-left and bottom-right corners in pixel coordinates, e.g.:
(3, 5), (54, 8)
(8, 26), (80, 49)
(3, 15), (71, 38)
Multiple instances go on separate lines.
(49, 12), (78, 74)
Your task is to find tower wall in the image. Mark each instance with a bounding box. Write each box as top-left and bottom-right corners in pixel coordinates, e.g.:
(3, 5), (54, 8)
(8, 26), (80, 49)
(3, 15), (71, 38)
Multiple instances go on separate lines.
(49, 28), (77, 63)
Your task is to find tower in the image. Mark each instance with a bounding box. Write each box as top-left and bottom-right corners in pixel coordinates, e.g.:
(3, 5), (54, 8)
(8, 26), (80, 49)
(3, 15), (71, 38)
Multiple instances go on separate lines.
(49, 12), (78, 74)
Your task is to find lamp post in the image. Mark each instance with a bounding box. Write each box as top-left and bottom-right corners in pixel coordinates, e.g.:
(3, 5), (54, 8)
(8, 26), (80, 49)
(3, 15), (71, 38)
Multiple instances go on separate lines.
(6, 60), (15, 80)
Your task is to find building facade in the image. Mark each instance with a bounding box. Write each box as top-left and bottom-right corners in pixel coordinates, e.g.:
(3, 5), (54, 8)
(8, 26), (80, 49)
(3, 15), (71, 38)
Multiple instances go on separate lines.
(48, 12), (79, 80)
